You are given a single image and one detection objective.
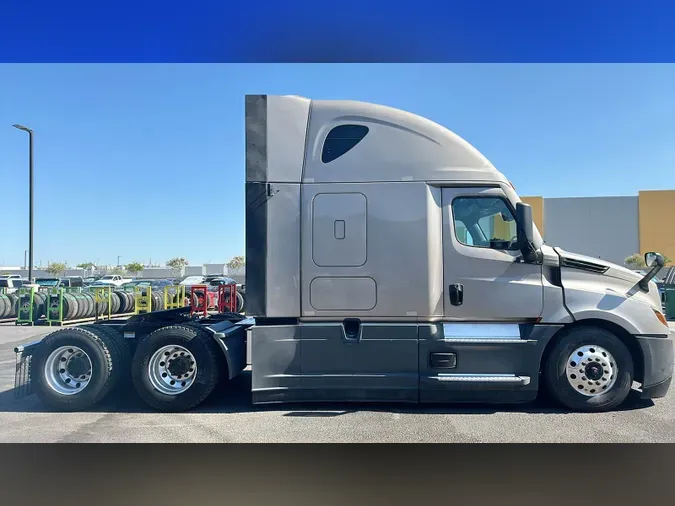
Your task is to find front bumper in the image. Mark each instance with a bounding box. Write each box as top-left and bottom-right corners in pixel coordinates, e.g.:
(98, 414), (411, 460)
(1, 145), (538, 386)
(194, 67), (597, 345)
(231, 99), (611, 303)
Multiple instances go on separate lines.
(636, 335), (673, 399)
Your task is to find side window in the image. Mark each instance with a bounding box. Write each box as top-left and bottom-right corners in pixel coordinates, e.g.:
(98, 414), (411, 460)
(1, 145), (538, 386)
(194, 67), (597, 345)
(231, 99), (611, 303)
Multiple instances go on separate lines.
(452, 196), (518, 250)
(321, 125), (369, 163)
(454, 219), (474, 246)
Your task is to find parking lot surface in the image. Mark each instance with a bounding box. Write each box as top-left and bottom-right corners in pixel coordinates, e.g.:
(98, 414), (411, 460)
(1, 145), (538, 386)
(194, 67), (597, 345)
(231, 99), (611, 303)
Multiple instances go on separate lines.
(0, 322), (673, 443)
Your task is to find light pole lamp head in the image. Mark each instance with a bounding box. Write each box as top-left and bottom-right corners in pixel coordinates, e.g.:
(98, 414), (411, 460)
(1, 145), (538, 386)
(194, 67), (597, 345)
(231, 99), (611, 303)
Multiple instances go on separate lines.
(13, 124), (33, 133)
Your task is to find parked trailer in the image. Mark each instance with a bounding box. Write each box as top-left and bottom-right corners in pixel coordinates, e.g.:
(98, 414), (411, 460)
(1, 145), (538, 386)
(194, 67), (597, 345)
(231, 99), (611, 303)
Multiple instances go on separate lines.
(12, 94), (674, 413)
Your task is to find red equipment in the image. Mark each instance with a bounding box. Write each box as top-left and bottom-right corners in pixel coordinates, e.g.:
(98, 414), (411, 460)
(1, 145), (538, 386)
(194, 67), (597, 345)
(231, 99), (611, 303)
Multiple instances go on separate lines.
(189, 285), (209, 317)
(217, 284), (238, 313)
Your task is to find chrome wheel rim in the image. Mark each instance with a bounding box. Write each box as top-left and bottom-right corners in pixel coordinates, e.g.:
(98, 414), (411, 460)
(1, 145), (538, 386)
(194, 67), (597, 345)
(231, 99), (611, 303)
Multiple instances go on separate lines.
(44, 346), (93, 395)
(566, 345), (617, 396)
(148, 345), (197, 395)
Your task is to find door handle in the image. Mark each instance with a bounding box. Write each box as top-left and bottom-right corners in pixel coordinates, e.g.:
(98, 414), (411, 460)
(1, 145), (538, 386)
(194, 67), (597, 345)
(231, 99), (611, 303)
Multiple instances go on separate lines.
(449, 283), (464, 306)
(430, 352), (457, 369)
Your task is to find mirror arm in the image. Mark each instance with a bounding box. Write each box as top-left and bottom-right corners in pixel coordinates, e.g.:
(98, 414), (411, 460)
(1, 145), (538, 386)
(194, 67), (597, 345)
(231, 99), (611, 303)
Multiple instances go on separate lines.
(638, 254), (664, 291)
(520, 241), (540, 264)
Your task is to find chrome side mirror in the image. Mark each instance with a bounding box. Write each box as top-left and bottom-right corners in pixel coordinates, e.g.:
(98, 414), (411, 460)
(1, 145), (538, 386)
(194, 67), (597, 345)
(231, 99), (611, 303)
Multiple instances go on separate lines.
(645, 252), (664, 268)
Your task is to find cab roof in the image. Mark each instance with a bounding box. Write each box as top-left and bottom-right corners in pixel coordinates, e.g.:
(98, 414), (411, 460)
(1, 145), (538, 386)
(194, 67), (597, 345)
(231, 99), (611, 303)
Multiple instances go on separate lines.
(246, 94), (509, 185)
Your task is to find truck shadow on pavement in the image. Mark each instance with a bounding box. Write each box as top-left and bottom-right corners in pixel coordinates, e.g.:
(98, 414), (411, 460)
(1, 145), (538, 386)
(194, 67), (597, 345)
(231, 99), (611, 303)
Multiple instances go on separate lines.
(0, 370), (656, 416)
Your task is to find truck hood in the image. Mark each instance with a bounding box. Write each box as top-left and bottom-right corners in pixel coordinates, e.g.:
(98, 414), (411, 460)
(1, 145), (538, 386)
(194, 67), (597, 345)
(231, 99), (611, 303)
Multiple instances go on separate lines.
(553, 248), (643, 284)
(553, 247), (662, 310)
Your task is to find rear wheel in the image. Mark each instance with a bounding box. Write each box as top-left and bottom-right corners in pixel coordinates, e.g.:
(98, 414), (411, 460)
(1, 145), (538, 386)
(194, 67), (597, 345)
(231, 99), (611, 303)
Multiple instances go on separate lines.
(32, 326), (126, 411)
(544, 327), (634, 412)
(131, 325), (222, 412)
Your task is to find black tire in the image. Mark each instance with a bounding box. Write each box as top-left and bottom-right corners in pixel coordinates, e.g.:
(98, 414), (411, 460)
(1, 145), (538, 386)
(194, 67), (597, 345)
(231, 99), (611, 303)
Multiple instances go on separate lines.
(127, 292), (137, 313)
(32, 292), (47, 321)
(63, 293), (78, 320)
(150, 292), (159, 311)
(0, 295), (8, 319)
(7, 293), (18, 318)
(88, 324), (133, 388)
(70, 293), (81, 319)
(219, 291), (244, 313)
(544, 326), (634, 412)
(131, 324), (222, 412)
(96, 296), (106, 316)
(85, 293), (95, 318)
(61, 293), (71, 320)
(5, 294), (13, 318)
(114, 291), (126, 313)
(77, 293), (88, 319)
(111, 292), (121, 314)
(79, 293), (89, 318)
(235, 292), (244, 313)
(31, 326), (125, 411)
(191, 290), (208, 312)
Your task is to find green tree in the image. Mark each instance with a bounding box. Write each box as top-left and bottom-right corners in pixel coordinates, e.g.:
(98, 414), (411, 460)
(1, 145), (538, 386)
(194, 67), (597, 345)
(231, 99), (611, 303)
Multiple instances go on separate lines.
(166, 257), (189, 276)
(624, 253), (646, 269)
(76, 262), (96, 270)
(110, 267), (125, 275)
(226, 256), (245, 270)
(125, 262), (144, 276)
(46, 262), (67, 277)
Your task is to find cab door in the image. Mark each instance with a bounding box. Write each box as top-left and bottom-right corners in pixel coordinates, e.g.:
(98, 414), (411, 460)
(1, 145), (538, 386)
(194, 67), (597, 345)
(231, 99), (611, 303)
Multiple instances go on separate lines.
(418, 186), (544, 403)
(441, 186), (543, 321)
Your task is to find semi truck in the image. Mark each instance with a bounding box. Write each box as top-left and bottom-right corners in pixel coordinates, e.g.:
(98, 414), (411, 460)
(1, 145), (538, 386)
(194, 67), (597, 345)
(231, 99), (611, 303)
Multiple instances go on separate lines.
(13, 94), (673, 413)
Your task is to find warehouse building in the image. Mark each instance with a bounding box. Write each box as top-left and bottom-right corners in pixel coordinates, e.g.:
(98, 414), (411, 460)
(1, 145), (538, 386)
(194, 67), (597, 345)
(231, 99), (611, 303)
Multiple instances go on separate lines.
(522, 190), (675, 266)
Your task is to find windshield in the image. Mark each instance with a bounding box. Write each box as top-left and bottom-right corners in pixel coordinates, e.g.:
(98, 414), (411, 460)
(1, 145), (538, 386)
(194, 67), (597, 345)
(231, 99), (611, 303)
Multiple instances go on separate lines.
(0, 280), (8, 287)
(36, 279), (59, 286)
(101, 275), (116, 280)
(90, 282), (115, 287)
(181, 276), (204, 285)
(121, 280), (148, 288)
(209, 277), (236, 286)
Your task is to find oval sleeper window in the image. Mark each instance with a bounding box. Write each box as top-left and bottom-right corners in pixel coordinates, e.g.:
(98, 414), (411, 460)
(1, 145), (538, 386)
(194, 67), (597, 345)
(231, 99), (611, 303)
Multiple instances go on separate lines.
(321, 125), (369, 164)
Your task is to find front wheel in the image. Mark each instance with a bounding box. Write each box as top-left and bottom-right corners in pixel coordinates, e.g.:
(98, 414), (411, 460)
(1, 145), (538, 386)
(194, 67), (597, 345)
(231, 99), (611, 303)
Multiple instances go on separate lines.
(544, 327), (634, 412)
(131, 325), (222, 412)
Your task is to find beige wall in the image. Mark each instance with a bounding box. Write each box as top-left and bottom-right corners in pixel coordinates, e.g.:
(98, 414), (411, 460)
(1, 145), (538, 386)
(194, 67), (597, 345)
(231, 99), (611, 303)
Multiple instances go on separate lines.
(639, 190), (675, 264)
(521, 196), (544, 236)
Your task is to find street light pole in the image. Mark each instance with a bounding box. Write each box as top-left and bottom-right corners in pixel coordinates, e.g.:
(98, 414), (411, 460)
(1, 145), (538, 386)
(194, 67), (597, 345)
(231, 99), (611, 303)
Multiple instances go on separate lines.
(13, 125), (34, 283)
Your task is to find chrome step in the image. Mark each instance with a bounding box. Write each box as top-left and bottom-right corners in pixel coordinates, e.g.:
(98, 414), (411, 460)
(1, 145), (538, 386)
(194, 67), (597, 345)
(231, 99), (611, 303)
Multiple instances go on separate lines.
(440, 338), (529, 344)
(431, 374), (531, 385)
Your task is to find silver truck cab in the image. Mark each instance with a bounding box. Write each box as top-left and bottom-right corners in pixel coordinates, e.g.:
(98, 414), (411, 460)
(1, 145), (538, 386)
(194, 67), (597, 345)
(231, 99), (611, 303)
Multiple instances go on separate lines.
(245, 94), (672, 411)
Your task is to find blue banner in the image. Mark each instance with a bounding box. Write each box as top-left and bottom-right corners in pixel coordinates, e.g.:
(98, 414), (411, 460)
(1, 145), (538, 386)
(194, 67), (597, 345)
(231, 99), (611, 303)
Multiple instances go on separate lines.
(0, 0), (673, 62)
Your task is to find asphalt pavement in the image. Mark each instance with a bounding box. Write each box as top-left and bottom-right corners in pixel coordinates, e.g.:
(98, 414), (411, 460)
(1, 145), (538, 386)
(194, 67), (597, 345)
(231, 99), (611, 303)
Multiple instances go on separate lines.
(0, 322), (673, 443)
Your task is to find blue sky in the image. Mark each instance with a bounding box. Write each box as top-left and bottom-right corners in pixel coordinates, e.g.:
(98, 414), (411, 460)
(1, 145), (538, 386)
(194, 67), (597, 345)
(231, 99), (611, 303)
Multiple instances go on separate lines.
(0, 64), (673, 267)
